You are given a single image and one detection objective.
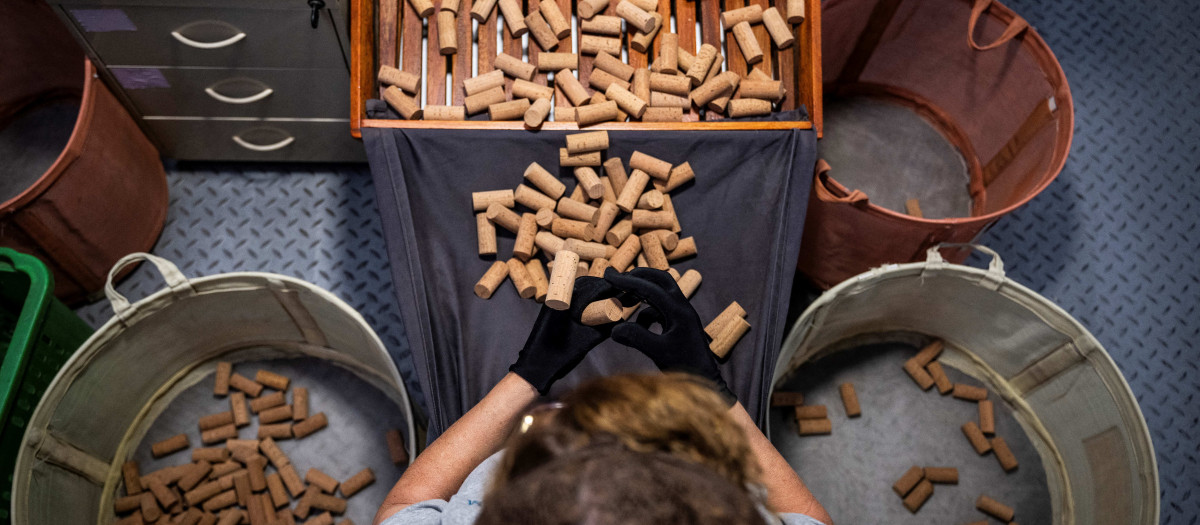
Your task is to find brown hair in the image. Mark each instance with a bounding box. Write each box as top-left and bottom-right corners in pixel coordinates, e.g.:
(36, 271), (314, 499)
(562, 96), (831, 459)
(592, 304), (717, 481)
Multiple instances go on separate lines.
(476, 445), (768, 525)
(492, 373), (761, 493)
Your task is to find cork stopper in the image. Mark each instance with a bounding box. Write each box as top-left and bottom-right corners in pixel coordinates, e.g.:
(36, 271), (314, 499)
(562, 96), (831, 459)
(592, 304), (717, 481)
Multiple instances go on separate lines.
(581, 298), (624, 325)
(526, 10), (559, 51)
(546, 250), (581, 310)
(616, 0), (656, 33)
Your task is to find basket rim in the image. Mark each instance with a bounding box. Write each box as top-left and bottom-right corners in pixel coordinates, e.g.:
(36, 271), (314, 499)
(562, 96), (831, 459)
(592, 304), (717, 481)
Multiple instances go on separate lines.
(0, 61), (95, 215)
(12, 268), (418, 525)
(769, 246), (1159, 524)
(818, 0), (1075, 225)
(0, 248), (53, 426)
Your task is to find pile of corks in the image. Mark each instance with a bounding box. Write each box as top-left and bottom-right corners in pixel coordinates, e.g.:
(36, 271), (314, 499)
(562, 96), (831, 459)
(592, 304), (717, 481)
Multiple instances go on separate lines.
(110, 363), (409, 525)
(471, 130), (751, 358)
(773, 340), (1025, 523)
(377, 0), (806, 125)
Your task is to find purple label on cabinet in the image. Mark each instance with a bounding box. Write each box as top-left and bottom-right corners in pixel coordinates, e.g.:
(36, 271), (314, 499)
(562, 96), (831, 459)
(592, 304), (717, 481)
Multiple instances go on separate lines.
(69, 9), (137, 32)
(112, 68), (170, 90)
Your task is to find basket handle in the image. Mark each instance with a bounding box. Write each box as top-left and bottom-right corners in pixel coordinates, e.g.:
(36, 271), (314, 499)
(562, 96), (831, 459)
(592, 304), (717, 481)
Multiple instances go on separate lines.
(104, 253), (196, 322)
(967, 0), (1029, 51)
(812, 159), (871, 207)
(925, 243), (1007, 288)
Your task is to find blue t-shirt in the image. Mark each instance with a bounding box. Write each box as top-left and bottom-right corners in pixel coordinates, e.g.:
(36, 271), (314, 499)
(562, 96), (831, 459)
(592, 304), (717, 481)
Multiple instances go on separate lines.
(381, 452), (826, 525)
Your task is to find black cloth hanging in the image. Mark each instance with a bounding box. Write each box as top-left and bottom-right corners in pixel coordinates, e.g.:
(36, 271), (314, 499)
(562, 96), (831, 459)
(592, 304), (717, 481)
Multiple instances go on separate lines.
(363, 112), (816, 440)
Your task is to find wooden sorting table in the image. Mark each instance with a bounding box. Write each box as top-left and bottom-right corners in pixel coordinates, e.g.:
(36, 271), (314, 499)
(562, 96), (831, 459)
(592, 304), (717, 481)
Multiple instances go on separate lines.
(348, 0), (821, 135)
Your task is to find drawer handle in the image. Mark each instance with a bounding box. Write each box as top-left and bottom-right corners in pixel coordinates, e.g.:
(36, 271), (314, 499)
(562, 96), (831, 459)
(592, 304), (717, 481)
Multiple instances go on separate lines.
(170, 29), (246, 49)
(205, 86), (274, 104)
(232, 134), (294, 152)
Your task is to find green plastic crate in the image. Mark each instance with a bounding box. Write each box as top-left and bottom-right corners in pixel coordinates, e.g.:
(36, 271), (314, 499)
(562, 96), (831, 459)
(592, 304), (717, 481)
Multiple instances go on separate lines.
(0, 248), (93, 523)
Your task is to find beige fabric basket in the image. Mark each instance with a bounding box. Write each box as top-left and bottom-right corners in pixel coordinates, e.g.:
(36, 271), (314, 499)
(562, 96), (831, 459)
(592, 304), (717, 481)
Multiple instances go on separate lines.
(11, 253), (416, 524)
(768, 244), (1157, 524)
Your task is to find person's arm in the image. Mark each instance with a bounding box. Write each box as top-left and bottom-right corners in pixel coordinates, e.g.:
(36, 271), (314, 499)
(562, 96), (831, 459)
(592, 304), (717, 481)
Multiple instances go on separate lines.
(727, 401), (833, 525)
(372, 372), (539, 524)
(373, 276), (622, 524)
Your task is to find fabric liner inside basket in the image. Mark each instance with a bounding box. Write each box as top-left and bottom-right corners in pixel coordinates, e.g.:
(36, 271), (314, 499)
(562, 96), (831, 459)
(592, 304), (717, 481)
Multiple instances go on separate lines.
(131, 356), (410, 525)
(818, 96), (972, 219)
(771, 341), (1051, 523)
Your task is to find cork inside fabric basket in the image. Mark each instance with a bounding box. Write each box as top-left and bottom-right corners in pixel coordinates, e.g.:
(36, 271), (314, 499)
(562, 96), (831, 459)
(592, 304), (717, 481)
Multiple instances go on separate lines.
(797, 0), (1073, 288)
(11, 253), (416, 525)
(769, 245), (1158, 525)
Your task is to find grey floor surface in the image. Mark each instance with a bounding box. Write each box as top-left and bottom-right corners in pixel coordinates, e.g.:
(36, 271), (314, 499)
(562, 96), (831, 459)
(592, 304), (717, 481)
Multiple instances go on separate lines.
(977, 0), (1200, 521)
(35, 0), (1199, 522)
(71, 164), (427, 416)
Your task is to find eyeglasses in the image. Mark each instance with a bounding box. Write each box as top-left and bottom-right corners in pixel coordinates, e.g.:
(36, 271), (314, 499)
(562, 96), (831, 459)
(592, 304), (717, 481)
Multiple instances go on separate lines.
(519, 401), (564, 433)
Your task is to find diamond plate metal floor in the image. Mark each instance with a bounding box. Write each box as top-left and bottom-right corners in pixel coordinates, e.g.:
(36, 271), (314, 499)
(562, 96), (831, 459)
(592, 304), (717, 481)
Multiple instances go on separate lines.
(72, 164), (426, 414)
(66, 0), (1199, 521)
(977, 0), (1200, 521)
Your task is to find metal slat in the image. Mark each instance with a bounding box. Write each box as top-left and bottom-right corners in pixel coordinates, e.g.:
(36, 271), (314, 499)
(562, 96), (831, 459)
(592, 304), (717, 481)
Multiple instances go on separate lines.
(427, 2), (449, 105)
(555, 0), (573, 52)
(627, 17), (648, 68)
(797, 0), (821, 133)
(529, 0), (550, 87)
(723, 0), (748, 78)
(699, 0), (720, 56)
(401, 0), (424, 104)
(675, 0), (700, 120)
(676, 0), (697, 51)
(556, 0), (575, 106)
(749, 0), (772, 75)
(649, 0), (671, 59)
(774, 0), (797, 110)
(503, 10), (522, 98)
(577, 0), (594, 95)
(354, 0), (378, 136)
(699, 0), (723, 119)
(452, 0), (474, 104)
(380, 0), (399, 72)
(479, 7), (498, 73)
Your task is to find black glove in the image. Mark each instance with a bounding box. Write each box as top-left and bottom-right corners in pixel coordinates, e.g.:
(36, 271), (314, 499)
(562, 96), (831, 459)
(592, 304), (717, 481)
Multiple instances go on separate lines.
(510, 276), (622, 395)
(603, 267), (735, 405)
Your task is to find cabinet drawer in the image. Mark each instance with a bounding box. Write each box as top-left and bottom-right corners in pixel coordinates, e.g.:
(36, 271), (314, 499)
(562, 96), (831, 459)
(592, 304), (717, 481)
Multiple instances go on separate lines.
(64, 6), (345, 69)
(112, 67), (348, 118)
(145, 118), (365, 162)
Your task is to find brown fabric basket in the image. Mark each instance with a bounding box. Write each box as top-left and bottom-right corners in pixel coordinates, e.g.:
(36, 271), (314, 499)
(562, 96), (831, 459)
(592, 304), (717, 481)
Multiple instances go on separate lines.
(797, 0), (1073, 288)
(0, 0), (167, 303)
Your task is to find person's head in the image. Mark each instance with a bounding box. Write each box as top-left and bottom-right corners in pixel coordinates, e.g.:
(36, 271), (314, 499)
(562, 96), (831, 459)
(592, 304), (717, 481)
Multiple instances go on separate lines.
(476, 444), (769, 525)
(488, 373), (762, 504)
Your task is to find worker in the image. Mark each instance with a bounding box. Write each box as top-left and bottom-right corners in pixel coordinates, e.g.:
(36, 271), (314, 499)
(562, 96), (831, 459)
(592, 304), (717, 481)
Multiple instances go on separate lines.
(373, 268), (831, 525)
(478, 424), (771, 524)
